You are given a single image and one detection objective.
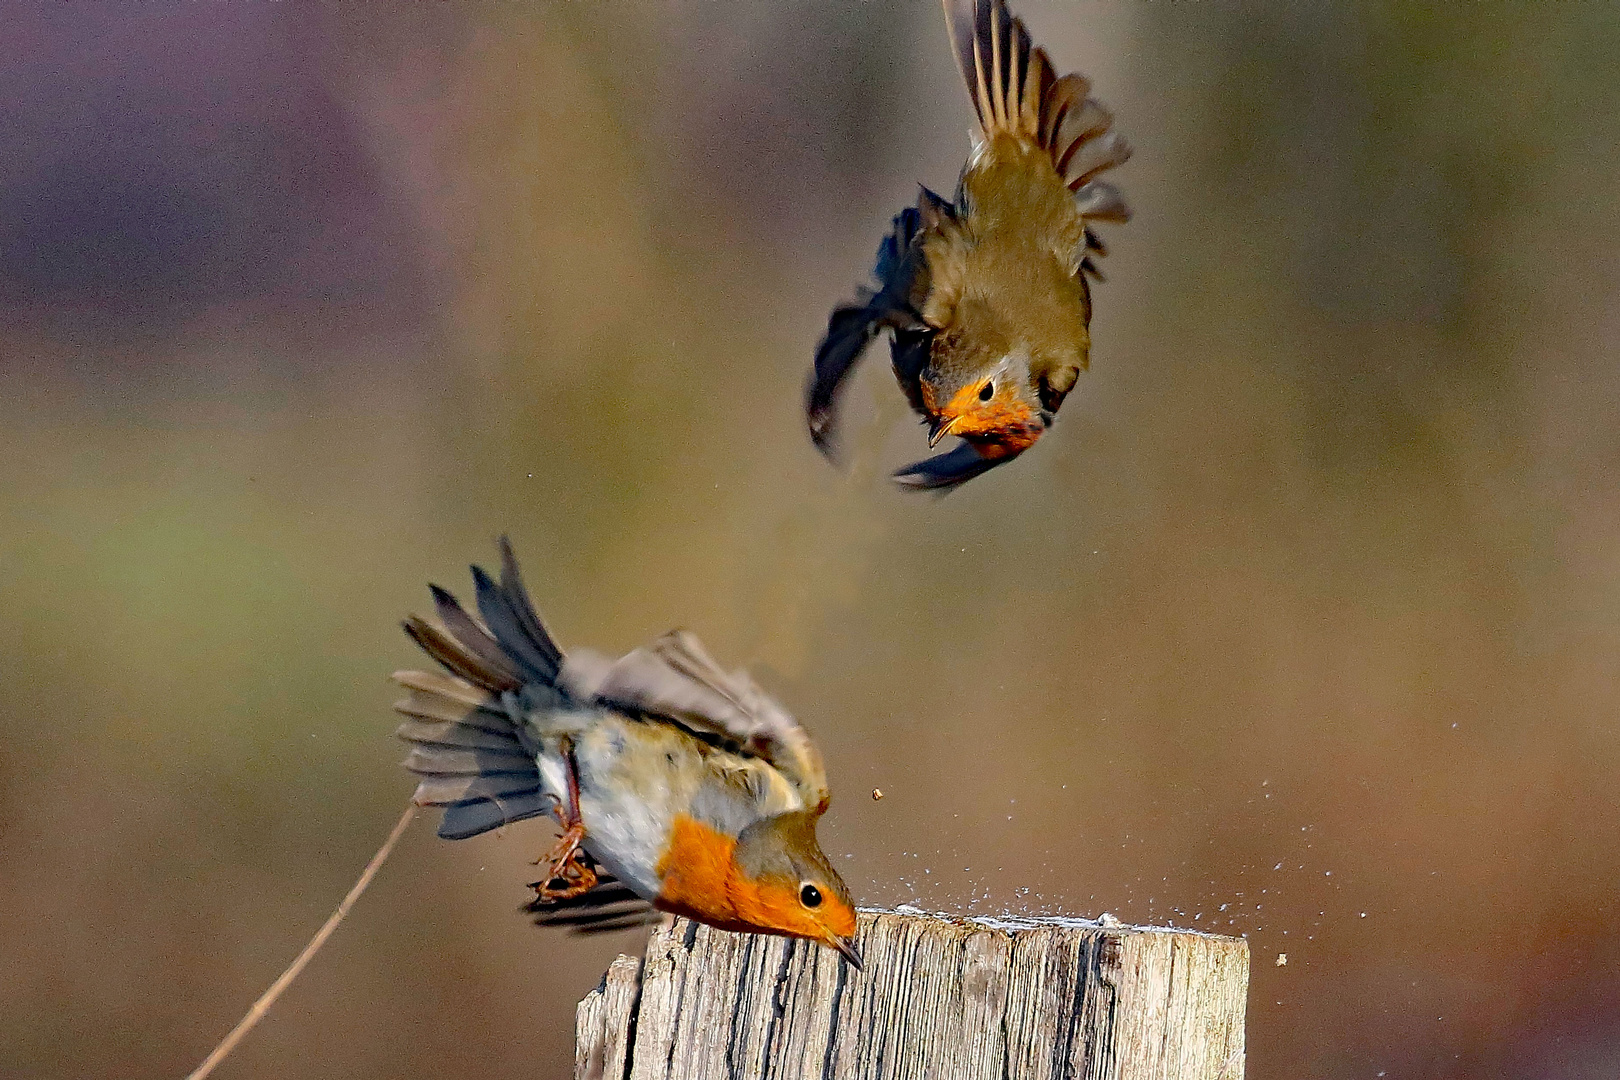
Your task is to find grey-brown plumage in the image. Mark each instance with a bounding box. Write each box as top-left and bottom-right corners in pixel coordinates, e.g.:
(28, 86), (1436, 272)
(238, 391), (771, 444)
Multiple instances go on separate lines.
(807, 0), (1130, 490)
(393, 539), (857, 955)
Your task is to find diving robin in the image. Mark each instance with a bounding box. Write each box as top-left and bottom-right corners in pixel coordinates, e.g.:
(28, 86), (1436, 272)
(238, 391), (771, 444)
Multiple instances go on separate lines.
(807, 0), (1131, 490)
(393, 539), (861, 966)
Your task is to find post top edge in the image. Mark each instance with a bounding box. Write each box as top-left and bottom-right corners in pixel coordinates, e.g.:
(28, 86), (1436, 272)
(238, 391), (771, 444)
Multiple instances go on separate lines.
(856, 904), (1246, 943)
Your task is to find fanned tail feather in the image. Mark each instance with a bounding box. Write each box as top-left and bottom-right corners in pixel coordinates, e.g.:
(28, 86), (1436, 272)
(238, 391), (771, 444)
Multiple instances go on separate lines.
(944, 0), (1131, 215)
(394, 538), (568, 840)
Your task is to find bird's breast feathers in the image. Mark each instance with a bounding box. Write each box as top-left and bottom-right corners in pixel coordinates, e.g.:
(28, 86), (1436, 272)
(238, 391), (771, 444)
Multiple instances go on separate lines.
(653, 814), (747, 927)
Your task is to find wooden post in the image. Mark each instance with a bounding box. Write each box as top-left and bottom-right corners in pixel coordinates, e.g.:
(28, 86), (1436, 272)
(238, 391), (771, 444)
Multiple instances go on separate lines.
(575, 907), (1249, 1080)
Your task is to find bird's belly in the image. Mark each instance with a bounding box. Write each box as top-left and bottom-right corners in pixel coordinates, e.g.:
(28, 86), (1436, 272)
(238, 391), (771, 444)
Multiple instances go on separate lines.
(558, 716), (706, 899)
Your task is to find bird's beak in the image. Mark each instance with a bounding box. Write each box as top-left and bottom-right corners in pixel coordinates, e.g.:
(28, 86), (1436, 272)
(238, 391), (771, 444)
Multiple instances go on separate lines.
(829, 934), (864, 971)
(928, 415), (959, 448)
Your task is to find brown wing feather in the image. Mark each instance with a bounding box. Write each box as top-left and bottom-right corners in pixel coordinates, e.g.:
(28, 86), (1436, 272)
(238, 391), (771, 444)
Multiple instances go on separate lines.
(402, 615), (521, 694)
(559, 631), (830, 811)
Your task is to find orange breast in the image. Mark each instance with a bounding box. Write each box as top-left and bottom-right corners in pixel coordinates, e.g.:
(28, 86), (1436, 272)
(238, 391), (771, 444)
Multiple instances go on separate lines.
(654, 814), (744, 929)
(967, 428), (1042, 458)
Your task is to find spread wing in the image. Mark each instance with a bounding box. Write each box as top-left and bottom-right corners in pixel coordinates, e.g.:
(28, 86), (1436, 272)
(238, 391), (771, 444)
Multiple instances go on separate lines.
(806, 188), (950, 458)
(560, 630), (831, 812)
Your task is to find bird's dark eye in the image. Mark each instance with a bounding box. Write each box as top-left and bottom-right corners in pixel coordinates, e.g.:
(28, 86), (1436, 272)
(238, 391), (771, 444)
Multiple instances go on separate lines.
(978, 381), (994, 401)
(800, 883), (823, 908)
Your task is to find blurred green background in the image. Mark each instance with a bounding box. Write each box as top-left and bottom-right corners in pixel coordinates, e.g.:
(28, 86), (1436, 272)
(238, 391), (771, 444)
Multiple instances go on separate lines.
(4, 2), (1620, 1077)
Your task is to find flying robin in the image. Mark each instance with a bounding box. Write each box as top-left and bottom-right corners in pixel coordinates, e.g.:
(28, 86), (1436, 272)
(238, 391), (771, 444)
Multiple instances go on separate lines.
(393, 539), (861, 966)
(807, 0), (1131, 490)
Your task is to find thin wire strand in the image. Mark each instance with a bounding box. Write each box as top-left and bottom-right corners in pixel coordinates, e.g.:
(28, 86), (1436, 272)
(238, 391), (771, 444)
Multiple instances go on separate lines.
(184, 804), (418, 1080)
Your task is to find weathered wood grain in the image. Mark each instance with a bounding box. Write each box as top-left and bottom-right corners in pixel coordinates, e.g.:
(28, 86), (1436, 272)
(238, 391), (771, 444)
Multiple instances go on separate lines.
(574, 908), (1248, 1080)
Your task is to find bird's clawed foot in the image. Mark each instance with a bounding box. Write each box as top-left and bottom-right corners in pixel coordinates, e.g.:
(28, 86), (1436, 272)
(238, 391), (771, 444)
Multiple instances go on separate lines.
(529, 735), (598, 901)
(530, 822), (598, 901)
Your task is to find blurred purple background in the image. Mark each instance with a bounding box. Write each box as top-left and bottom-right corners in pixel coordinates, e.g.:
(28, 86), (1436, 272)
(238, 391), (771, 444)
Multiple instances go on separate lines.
(3, 3), (1620, 1077)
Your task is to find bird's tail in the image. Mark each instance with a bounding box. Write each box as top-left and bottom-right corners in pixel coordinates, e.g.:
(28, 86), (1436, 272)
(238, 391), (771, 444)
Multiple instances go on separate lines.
(943, 0), (1130, 219)
(393, 538), (567, 840)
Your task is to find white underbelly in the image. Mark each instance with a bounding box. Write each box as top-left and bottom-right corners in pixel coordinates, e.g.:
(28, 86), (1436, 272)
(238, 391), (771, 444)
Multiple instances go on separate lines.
(535, 715), (702, 900)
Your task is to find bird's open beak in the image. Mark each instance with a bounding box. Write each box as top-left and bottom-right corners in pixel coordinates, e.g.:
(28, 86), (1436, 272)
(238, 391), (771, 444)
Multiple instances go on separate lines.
(829, 934), (864, 971)
(927, 415), (959, 448)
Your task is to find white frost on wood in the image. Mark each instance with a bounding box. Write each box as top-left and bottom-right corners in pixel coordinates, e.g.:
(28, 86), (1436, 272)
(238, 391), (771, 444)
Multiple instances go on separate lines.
(575, 907), (1248, 1080)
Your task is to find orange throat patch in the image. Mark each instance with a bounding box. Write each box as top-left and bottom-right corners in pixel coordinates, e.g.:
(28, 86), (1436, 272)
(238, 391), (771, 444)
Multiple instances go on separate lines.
(936, 383), (1045, 451)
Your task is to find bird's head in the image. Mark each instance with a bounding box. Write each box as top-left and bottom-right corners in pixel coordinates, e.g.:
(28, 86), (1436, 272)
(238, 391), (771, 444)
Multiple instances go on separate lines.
(728, 809), (860, 967)
(921, 348), (1048, 453)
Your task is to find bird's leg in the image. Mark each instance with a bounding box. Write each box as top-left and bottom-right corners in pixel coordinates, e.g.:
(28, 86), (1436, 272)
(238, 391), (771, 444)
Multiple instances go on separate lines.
(532, 736), (598, 901)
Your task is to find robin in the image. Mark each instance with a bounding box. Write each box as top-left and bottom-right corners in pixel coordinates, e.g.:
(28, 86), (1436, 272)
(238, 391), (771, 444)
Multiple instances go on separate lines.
(393, 539), (861, 966)
(807, 0), (1131, 490)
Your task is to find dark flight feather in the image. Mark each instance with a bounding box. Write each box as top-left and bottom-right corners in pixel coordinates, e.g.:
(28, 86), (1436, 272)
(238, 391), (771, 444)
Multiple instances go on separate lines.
(395, 717), (523, 753)
(393, 687), (517, 737)
(403, 615), (520, 695)
(396, 543), (573, 840)
(431, 585), (522, 688)
(400, 746), (533, 777)
(527, 873), (659, 935)
(892, 442), (1010, 492)
(807, 199), (936, 458)
(408, 771), (545, 807)
(438, 793), (554, 841)
(470, 567), (551, 687)
(497, 536), (564, 677)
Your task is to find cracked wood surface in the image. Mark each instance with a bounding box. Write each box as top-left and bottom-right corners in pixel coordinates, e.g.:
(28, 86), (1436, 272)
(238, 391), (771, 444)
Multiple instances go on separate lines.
(574, 909), (1248, 1080)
